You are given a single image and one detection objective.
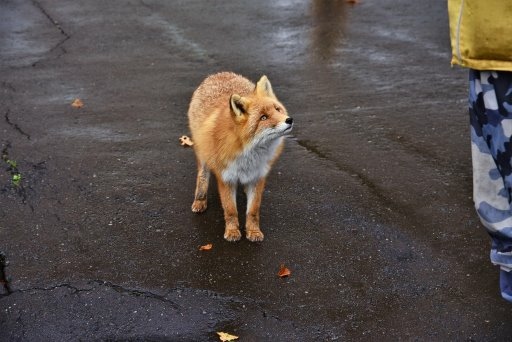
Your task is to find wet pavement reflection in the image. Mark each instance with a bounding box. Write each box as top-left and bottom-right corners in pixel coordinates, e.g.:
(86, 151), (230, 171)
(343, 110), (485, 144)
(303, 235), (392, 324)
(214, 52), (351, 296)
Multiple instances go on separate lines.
(1, 0), (512, 340)
(310, 0), (347, 62)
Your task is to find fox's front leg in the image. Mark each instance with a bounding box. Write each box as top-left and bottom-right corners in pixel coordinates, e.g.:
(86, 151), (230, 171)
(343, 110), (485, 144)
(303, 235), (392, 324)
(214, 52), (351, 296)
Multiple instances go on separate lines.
(192, 161), (210, 213)
(217, 178), (241, 241)
(245, 178), (266, 242)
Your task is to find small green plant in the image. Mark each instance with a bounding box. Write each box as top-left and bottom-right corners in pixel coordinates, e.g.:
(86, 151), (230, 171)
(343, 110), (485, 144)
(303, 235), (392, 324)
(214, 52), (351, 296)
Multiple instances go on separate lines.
(6, 159), (17, 168)
(2, 154), (22, 187)
(11, 173), (21, 186)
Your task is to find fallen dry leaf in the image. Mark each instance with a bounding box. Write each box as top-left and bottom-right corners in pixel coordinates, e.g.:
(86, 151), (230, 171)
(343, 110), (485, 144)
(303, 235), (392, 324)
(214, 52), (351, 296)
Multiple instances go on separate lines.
(278, 264), (291, 278)
(217, 332), (239, 341)
(179, 135), (194, 147)
(71, 98), (84, 108)
(199, 243), (213, 251)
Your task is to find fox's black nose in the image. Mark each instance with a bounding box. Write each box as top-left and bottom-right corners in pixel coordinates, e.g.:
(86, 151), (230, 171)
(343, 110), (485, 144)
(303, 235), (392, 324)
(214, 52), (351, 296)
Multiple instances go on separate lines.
(285, 117), (293, 125)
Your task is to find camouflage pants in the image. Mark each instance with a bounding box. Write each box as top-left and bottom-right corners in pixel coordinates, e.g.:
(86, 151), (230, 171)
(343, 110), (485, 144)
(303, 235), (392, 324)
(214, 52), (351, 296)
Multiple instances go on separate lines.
(470, 69), (512, 301)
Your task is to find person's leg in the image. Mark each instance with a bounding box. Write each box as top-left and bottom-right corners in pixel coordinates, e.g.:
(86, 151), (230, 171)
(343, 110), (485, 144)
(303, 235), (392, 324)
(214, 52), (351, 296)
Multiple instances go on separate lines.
(469, 69), (512, 301)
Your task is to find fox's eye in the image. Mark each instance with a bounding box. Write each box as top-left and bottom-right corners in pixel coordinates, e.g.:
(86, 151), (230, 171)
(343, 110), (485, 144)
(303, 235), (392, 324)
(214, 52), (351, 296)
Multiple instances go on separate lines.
(260, 115), (268, 121)
(274, 105), (281, 112)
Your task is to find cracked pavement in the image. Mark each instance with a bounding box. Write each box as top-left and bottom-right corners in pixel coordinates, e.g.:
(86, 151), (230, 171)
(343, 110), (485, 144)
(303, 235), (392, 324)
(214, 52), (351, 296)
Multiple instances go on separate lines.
(2, 0), (512, 340)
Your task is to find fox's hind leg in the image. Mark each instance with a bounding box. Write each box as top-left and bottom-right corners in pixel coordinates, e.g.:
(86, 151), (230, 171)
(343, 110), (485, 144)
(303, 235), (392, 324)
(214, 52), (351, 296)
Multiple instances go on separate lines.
(191, 160), (210, 213)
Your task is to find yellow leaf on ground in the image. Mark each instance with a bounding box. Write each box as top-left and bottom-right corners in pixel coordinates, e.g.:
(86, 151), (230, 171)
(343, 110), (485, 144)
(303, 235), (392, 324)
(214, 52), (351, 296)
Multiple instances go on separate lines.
(179, 135), (194, 147)
(217, 332), (239, 341)
(278, 264), (291, 278)
(71, 98), (84, 108)
(199, 243), (213, 251)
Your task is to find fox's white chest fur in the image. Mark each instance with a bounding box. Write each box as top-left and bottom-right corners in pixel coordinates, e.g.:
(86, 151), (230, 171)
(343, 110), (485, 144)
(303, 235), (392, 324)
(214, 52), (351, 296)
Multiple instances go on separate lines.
(221, 136), (283, 185)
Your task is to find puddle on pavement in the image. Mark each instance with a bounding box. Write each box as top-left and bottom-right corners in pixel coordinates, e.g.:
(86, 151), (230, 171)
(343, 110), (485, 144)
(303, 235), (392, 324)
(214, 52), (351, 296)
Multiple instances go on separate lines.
(266, 0), (349, 67)
(310, 0), (348, 62)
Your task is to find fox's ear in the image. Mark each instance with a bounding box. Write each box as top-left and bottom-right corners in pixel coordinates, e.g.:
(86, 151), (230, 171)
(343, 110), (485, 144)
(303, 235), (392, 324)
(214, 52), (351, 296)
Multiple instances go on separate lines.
(255, 75), (276, 98)
(230, 94), (249, 117)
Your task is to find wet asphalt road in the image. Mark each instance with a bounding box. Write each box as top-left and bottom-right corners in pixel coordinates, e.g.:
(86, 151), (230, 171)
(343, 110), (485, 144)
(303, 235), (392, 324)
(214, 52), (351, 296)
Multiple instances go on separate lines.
(1, 0), (512, 340)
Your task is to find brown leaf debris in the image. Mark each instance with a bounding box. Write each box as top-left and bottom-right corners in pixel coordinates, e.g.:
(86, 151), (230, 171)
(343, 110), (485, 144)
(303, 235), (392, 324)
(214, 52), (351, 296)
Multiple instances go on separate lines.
(199, 243), (213, 251)
(217, 332), (239, 341)
(278, 264), (291, 278)
(179, 135), (194, 147)
(71, 98), (84, 108)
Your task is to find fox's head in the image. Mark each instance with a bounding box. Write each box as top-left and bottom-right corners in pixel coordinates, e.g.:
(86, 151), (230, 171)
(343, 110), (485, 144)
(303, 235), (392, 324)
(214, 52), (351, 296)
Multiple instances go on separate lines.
(229, 76), (293, 144)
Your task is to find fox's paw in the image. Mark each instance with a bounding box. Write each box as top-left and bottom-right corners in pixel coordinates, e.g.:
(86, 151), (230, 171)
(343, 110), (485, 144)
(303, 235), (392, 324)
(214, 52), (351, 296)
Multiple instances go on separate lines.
(246, 229), (264, 242)
(191, 200), (207, 213)
(224, 228), (242, 242)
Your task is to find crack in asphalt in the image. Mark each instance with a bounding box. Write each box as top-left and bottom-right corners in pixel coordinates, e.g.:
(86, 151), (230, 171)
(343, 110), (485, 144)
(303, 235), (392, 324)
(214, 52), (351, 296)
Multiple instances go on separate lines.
(0, 252), (12, 297)
(1, 276), (296, 334)
(90, 280), (181, 309)
(0, 143), (9, 162)
(292, 137), (446, 244)
(4, 110), (31, 140)
(1, 81), (16, 93)
(30, 0), (70, 66)
(295, 138), (399, 210)
(31, 0), (69, 39)
(2, 279), (180, 309)
(0, 278), (295, 339)
(11, 283), (94, 295)
(1, 279), (265, 314)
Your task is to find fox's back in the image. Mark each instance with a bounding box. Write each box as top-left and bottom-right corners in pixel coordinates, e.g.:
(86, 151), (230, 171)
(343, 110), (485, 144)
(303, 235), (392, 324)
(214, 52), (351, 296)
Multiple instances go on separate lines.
(188, 72), (254, 132)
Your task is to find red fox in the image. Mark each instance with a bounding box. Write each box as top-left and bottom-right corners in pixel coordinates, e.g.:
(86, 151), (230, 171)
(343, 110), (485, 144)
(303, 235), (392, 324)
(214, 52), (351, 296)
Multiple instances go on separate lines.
(187, 72), (293, 242)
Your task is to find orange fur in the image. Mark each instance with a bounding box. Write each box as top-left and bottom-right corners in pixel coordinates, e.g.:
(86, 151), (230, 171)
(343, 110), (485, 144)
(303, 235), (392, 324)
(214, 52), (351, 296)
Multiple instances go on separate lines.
(187, 72), (293, 241)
